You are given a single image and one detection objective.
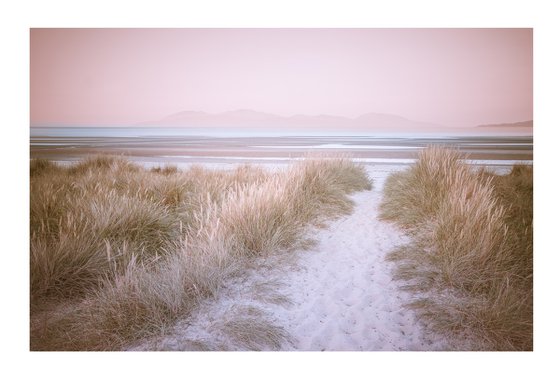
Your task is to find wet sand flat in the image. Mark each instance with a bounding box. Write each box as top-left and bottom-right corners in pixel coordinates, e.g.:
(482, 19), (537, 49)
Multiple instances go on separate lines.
(30, 133), (533, 165)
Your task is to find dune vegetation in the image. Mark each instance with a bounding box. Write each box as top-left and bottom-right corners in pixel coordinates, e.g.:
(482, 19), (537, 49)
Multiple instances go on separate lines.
(30, 155), (372, 351)
(379, 146), (533, 350)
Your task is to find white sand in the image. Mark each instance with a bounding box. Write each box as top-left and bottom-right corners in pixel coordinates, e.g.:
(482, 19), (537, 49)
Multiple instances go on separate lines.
(127, 164), (450, 351)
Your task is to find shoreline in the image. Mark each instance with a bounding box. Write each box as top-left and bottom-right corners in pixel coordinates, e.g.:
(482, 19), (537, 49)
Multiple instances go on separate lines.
(29, 133), (533, 164)
(30, 146), (532, 178)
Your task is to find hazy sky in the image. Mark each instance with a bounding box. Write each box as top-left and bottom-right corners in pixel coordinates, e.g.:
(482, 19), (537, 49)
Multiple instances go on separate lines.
(30, 28), (532, 127)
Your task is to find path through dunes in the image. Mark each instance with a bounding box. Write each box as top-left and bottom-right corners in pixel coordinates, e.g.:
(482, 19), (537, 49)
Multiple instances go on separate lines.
(127, 165), (449, 351)
(276, 189), (447, 350)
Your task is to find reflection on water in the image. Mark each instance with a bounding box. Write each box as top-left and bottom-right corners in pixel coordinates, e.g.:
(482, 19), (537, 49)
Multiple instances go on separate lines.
(30, 127), (533, 166)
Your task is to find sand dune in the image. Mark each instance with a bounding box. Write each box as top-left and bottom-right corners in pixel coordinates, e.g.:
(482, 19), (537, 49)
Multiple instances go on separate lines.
(127, 165), (451, 351)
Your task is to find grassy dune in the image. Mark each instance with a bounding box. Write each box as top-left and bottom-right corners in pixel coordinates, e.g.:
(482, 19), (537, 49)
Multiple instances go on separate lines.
(30, 155), (371, 350)
(380, 147), (532, 350)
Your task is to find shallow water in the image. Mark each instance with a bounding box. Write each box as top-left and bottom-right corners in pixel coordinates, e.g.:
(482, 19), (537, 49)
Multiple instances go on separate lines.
(30, 127), (532, 168)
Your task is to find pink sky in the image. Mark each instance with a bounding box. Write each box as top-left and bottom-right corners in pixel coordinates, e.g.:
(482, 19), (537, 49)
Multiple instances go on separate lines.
(30, 28), (532, 127)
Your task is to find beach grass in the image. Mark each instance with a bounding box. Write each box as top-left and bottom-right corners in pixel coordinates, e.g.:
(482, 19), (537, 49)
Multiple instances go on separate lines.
(380, 146), (532, 350)
(30, 155), (371, 350)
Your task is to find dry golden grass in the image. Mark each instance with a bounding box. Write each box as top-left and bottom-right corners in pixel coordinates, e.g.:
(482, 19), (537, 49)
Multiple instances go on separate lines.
(215, 305), (293, 351)
(380, 146), (532, 350)
(30, 155), (371, 350)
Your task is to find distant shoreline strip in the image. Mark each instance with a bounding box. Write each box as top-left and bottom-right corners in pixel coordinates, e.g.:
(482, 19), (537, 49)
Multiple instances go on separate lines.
(157, 155), (532, 166)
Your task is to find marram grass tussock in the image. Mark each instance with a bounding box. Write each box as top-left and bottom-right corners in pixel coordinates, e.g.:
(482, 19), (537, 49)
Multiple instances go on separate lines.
(30, 155), (371, 350)
(380, 146), (532, 350)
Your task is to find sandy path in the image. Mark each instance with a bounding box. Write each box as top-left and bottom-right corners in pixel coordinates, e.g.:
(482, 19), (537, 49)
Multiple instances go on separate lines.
(127, 165), (449, 351)
(282, 200), (444, 349)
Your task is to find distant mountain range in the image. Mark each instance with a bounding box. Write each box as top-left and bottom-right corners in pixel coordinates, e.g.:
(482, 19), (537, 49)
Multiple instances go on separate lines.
(477, 120), (533, 128)
(138, 109), (446, 131)
(137, 109), (533, 133)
